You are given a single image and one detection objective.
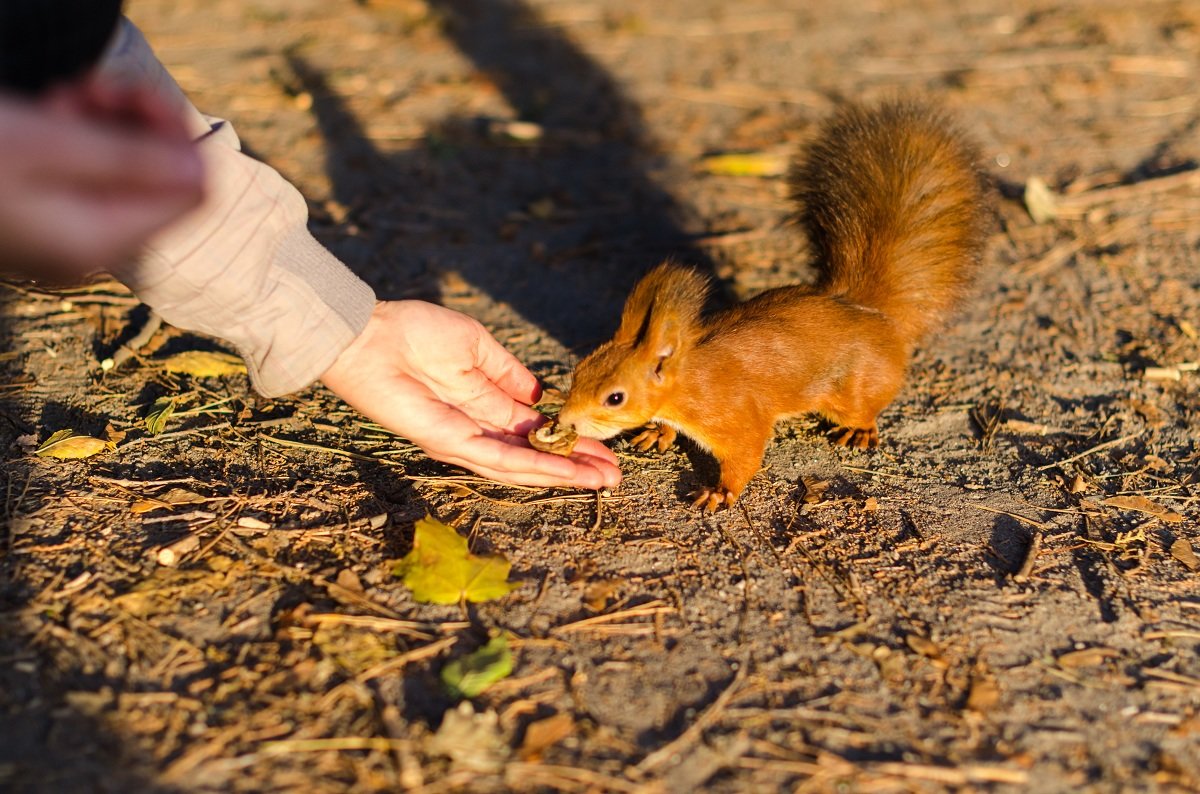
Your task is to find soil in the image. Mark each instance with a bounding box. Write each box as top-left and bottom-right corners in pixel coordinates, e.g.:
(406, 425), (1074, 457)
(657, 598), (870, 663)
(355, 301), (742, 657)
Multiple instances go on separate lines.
(2, 0), (1199, 792)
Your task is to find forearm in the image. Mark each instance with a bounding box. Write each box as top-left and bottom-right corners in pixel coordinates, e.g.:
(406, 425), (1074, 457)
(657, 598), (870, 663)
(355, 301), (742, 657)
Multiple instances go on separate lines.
(102, 18), (376, 396)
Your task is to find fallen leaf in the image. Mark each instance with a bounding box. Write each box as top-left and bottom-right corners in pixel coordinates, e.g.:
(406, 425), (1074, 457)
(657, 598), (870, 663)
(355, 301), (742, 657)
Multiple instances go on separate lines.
(429, 702), (510, 774)
(698, 151), (789, 177)
(1102, 495), (1184, 523)
(582, 579), (619, 612)
(518, 713), (575, 761)
(1170, 538), (1199, 572)
(161, 487), (207, 505)
(1131, 400), (1166, 427)
(34, 430), (110, 459)
(161, 350), (246, 377)
(905, 634), (941, 659)
(441, 634), (513, 699)
(335, 568), (364, 594)
(395, 516), (516, 604)
(800, 476), (829, 505)
(145, 397), (177, 435)
(131, 487), (208, 514)
(532, 387), (566, 412)
(966, 676), (1001, 712)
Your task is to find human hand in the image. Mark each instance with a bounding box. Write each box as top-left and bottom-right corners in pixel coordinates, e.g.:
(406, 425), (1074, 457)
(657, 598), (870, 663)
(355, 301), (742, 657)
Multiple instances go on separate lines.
(320, 301), (623, 490)
(0, 77), (203, 280)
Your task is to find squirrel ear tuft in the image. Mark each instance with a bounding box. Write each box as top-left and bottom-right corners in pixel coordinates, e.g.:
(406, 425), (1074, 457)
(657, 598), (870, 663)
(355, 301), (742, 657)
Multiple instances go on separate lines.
(615, 261), (709, 352)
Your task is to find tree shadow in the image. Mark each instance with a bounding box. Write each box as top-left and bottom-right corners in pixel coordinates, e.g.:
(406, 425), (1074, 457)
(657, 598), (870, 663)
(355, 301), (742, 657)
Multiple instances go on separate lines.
(289, 0), (716, 353)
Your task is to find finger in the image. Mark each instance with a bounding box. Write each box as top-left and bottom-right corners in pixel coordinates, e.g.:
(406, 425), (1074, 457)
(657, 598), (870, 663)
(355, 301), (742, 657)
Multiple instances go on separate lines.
(446, 369), (544, 435)
(111, 81), (193, 141)
(428, 431), (618, 490)
(470, 421), (620, 481)
(473, 333), (541, 404)
(473, 435), (621, 489)
(572, 437), (620, 467)
(438, 451), (618, 490)
(38, 118), (203, 195)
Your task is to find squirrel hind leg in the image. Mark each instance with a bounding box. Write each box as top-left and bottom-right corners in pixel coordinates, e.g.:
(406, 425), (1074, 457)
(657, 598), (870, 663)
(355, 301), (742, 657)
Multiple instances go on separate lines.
(828, 423), (880, 449)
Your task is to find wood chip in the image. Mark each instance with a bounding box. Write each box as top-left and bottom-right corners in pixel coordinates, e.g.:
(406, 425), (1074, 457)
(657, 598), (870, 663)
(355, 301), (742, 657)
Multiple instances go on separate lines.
(1143, 366), (1182, 381)
(1058, 646), (1120, 668)
(156, 534), (201, 566)
(1024, 176), (1059, 223)
(518, 713), (575, 761)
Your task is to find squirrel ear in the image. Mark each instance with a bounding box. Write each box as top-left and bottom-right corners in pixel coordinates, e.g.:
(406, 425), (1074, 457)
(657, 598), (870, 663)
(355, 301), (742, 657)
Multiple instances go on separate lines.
(648, 316), (686, 386)
(650, 337), (677, 383)
(614, 262), (709, 347)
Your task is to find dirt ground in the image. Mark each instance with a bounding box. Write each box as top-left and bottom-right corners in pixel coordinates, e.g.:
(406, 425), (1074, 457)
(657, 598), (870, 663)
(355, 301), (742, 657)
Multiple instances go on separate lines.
(2, 0), (1199, 791)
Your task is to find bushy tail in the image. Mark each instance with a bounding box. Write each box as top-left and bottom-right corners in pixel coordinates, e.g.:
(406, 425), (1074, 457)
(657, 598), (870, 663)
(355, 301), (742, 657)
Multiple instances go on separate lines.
(791, 100), (991, 344)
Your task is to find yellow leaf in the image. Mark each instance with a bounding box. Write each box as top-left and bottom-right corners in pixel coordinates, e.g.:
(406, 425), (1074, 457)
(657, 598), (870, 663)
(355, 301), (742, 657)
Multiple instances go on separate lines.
(34, 430), (109, 459)
(698, 151), (789, 177)
(145, 397), (176, 435)
(161, 350), (246, 377)
(395, 516), (515, 604)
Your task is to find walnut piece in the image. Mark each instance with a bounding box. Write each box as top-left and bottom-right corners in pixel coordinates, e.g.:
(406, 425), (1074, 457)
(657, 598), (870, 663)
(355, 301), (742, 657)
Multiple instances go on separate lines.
(528, 421), (578, 456)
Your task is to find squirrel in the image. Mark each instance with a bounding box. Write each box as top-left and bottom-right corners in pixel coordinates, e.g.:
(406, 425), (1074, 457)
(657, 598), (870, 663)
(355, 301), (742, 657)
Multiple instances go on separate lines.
(556, 99), (991, 511)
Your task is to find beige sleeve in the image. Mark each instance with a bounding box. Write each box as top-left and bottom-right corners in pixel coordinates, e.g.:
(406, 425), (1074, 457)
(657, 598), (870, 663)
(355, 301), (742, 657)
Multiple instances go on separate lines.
(100, 18), (376, 397)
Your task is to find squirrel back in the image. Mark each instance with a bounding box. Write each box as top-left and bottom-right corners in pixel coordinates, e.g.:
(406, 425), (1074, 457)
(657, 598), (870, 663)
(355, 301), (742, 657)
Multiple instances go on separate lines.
(791, 100), (990, 344)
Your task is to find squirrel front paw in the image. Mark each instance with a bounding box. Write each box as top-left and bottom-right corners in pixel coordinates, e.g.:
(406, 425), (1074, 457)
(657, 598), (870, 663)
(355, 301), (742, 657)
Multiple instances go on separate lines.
(690, 486), (737, 513)
(829, 425), (879, 449)
(631, 422), (677, 453)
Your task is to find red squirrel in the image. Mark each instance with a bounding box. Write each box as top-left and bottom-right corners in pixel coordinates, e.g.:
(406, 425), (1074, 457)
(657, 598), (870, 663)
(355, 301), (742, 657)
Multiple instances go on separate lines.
(556, 100), (991, 511)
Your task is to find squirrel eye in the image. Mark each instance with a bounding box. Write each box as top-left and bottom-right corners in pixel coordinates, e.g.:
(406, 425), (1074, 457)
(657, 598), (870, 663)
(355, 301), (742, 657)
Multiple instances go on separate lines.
(604, 391), (626, 407)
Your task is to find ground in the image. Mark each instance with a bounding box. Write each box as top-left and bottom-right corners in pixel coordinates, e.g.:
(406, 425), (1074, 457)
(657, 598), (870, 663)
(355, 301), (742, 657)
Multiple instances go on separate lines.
(2, 0), (1199, 791)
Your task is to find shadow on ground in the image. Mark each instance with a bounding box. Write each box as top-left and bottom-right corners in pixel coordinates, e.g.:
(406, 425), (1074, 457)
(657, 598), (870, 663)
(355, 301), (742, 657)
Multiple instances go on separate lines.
(290, 0), (716, 352)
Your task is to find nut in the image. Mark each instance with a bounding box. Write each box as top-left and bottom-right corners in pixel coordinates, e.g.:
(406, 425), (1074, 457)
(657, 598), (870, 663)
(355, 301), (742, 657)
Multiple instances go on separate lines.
(528, 421), (578, 456)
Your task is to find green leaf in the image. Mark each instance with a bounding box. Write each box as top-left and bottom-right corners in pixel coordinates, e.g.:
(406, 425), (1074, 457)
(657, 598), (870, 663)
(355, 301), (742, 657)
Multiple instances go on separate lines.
(144, 397), (177, 435)
(395, 516), (516, 604)
(441, 635), (513, 699)
(34, 430), (110, 459)
(161, 350), (246, 377)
